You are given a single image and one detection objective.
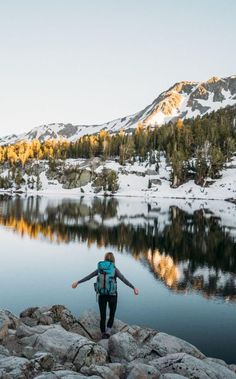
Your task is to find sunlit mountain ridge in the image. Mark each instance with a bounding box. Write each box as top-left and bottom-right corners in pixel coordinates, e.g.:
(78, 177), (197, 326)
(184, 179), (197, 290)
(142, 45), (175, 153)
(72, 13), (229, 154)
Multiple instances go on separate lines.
(1, 75), (236, 146)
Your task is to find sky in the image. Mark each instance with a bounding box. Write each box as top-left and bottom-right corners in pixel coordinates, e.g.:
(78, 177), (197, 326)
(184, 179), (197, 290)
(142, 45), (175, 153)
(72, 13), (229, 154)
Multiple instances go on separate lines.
(0, 0), (236, 137)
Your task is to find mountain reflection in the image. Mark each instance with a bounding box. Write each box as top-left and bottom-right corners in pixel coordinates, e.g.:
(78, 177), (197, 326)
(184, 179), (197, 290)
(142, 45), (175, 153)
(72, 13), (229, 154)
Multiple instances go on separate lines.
(0, 195), (236, 301)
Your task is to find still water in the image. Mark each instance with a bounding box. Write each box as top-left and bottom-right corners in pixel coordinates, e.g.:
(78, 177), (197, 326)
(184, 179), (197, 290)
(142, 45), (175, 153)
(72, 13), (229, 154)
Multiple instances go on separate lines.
(0, 195), (236, 363)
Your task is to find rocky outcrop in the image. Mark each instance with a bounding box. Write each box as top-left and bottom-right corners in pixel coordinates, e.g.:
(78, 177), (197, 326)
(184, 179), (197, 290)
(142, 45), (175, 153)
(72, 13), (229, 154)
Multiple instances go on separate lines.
(0, 304), (235, 378)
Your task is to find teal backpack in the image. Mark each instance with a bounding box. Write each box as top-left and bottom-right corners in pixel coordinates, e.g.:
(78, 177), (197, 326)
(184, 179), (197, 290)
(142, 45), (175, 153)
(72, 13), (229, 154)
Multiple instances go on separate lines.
(95, 261), (117, 295)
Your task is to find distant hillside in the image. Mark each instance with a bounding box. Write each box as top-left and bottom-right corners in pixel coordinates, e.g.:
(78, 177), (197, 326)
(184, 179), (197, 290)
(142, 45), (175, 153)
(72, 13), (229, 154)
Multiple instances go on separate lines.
(0, 75), (236, 145)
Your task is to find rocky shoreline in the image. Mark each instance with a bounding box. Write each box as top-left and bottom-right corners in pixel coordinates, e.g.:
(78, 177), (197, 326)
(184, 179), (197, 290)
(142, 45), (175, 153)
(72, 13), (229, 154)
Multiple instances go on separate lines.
(0, 305), (236, 379)
(1, 154), (236, 202)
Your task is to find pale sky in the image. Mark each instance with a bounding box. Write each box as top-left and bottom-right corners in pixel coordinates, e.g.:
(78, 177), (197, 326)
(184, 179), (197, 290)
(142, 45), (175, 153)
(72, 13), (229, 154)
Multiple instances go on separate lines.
(0, 0), (235, 137)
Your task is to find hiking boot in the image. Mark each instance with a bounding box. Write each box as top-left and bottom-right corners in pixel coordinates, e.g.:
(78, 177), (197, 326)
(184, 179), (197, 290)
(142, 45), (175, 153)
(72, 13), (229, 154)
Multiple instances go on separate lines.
(101, 333), (109, 339)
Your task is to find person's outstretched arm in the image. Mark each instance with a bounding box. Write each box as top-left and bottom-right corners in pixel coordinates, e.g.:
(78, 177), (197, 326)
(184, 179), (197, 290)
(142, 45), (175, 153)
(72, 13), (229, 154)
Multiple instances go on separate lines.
(115, 268), (139, 295)
(72, 269), (98, 288)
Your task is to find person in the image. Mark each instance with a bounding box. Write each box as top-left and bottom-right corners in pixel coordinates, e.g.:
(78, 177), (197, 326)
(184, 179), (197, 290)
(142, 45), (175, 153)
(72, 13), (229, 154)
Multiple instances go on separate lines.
(72, 252), (139, 339)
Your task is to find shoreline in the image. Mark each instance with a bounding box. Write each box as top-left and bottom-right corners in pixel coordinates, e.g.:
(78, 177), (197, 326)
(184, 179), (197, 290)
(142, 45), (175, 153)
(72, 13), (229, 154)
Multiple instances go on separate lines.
(1, 304), (236, 378)
(0, 188), (236, 204)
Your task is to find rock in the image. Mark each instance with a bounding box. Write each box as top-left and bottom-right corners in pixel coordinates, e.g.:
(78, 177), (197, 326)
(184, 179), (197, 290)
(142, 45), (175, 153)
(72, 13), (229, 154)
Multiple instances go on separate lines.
(17, 323), (107, 370)
(230, 365), (236, 373)
(204, 357), (228, 367)
(36, 306), (52, 315)
(0, 368), (10, 379)
(63, 361), (76, 371)
(108, 332), (139, 362)
(126, 324), (158, 344)
(0, 310), (19, 341)
(48, 305), (84, 335)
(150, 353), (236, 379)
(127, 362), (161, 379)
(34, 370), (101, 378)
(16, 323), (49, 338)
(20, 306), (39, 318)
(108, 327), (168, 364)
(61, 168), (92, 189)
(98, 338), (109, 351)
(146, 169), (158, 176)
(21, 316), (38, 327)
(148, 332), (205, 359)
(1, 305), (236, 379)
(39, 315), (54, 325)
(150, 179), (162, 186)
(106, 362), (126, 378)
(0, 313), (10, 341)
(78, 310), (128, 341)
(33, 352), (55, 370)
(22, 345), (36, 359)
(80, 363), (120, 379)
(0, 354), (33, 378)
(0, 346), (10, 357)
(160, 374), (188, 379)
(78, 170), (92, 186)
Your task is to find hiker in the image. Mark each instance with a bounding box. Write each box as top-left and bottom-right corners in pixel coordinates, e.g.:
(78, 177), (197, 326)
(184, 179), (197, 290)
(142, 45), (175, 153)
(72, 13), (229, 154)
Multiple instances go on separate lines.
(71, 252), (139, 339)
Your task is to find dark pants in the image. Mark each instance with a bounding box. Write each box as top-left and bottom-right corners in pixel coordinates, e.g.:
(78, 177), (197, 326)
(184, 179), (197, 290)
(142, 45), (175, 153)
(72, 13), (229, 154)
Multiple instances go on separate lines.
(98, 294), (117, 333)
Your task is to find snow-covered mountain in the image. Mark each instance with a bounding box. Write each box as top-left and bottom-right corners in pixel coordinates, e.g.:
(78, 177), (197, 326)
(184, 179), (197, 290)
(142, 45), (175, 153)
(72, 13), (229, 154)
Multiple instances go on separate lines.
(1, 75), (236, 145)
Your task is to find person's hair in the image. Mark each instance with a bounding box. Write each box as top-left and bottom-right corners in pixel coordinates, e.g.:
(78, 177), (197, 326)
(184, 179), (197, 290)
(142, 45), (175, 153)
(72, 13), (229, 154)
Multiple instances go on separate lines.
(104, 252), (115, 263)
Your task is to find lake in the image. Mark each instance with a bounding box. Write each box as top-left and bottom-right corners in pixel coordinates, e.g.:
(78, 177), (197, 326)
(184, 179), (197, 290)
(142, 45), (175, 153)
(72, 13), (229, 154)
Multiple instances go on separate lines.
(0, 194), (236, 363)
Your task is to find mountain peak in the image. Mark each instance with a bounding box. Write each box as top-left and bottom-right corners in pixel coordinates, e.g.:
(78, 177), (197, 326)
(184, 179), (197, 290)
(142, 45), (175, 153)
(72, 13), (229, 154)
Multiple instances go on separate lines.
(0, 75), (236, 146)
(206, 76), (221, 84)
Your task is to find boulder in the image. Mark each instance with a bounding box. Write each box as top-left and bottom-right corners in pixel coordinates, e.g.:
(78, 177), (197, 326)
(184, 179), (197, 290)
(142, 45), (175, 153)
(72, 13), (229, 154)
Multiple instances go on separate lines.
(106, 362), (126, 378)
(34, 371), (101, 378)
(1, 305), (236, 379)
(230, 365), (236, 373)
(126, 324), (158, 344)
(98, 338), (109, 351)
(16, 323), (49, 338)
(0, 346), (10, 357)
(0, 354), (33, 378)
(160, 374), (188, 379)
(146, 169), (158, 176)
(33, 351), (55, 370)
(20, 306), (39, 318)
(108, 332), (139, 362)
(0, 310), (19, 341)
(20, 316), (38, 327)
(17, 323), (107, 370)
(20, 304), (84, 334)
(80, 363), (119, 379)
(0, 368), (9, 379)
(148, 332), (205, 359)
(150, 179), (162, 186)
(203, 357), (228, 367)
(150, 353), (236, 379)
(108, 328), (170, 364)
(49, 305), (92, 338)
(78, 310), (128, 341)
(78, 170), (92, 186)
(39, 315), (54, 325)
(127, 362), (161, 378)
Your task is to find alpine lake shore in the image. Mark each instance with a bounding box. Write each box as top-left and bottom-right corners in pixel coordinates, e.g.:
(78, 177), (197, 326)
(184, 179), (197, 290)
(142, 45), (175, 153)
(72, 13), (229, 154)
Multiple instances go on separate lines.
(0, 304), (236, 379)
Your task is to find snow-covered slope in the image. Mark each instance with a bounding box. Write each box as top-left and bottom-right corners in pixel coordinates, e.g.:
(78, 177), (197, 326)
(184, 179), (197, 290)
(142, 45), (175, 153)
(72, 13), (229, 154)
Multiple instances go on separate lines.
(1, 154), (236, 201)
(1, 75), (236, 145)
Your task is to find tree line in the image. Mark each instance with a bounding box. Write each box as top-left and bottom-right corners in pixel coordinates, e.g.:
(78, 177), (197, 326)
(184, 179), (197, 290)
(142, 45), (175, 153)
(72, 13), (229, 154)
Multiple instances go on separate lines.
(0, 105), (235, 187)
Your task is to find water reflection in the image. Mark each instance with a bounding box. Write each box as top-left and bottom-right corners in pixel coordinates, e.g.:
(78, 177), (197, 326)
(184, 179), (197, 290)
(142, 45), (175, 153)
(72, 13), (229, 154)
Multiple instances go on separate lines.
(0, 195), (236, 302)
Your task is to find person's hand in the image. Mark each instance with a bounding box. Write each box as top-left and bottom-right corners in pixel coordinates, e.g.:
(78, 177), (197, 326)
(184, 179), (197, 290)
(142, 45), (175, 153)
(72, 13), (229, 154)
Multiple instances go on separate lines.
(72, 281), (79, 289)
(134, 288), (139, 295)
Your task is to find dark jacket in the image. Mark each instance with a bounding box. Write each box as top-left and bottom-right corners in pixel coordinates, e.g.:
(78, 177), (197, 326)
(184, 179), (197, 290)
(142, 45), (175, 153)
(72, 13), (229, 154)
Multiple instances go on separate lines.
(78, 267), (135, 290)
